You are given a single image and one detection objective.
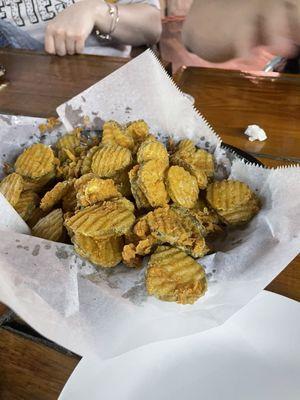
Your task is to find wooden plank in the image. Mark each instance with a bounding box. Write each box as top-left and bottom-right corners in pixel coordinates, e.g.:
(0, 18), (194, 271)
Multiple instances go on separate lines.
(266, 256), (300, 302)
(0, 49), (129, 118)
(0, 328), (80, 400)
(176, 67), (300, 159)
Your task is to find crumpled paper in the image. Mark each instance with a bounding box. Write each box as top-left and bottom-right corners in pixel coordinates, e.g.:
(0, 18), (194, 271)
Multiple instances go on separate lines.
(0, 50), (299, 360)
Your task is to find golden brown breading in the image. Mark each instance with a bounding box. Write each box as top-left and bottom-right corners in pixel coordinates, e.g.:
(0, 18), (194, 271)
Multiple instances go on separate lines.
(171, 153), (208, 189)
(56, 131), (81, 154)
(91, 144), (132, 178)
(137, 137), (169, 166)
(40, 180), (74, 211)
(23, 171), (55, 193)
(166, 166), (199, 209)
(129, 165), (151, 209)
(76, 177), (121, 207)
(32, 209), (64, 242)
(122, 243), (143, 268)
(15, 144), (56, 181)
(206, 180), (260, 225)
(102, 121), (135, 151)
(73, 233), (123, 268)
(14, 191), (40, 221)
(146, 245), (207, 304)
(0, 172), (24, 206)
(38, 117), (61, 134)
(80, 146), (99, 175)
(146, 206), (209, 258)
(65, 198), (135, 238)
(125, 120), (149, 144)
(137, 159), (169, 208)
(26, 207), (48, 228)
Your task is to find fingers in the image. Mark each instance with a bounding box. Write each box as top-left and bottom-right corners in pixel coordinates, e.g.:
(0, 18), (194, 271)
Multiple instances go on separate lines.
(75, 37), (85, 54)
(45, 26), (85, 56)
(44, 28), (55, 55)
(54, 29), (67, 56)
(66, 34), (76, 55)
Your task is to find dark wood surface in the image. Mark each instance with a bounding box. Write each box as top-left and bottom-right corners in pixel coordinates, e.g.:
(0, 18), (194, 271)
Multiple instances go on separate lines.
(0, 51), (299, 399)
(176, 67), (300, 160)
(0, 328), (79, 400)
(0, 48), (129, 118)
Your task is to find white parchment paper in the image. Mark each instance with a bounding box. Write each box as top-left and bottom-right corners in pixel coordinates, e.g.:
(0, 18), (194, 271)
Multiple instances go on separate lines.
(0, 50), (299, 359)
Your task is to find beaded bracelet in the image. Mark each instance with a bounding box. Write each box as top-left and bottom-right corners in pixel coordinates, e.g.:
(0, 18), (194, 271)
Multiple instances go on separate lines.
(95, 1), (120, 41)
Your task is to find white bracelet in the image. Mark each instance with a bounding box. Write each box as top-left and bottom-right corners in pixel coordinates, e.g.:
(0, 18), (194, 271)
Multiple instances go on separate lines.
(95, 1), (119, 41)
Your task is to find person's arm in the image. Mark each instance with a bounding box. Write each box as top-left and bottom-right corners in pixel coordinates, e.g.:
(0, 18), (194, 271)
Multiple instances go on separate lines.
(45, 1), (162, 56)
(182, 0), (300, 62)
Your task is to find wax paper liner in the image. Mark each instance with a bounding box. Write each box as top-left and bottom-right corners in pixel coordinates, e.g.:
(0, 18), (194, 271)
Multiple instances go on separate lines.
(0, 50), (299, 360)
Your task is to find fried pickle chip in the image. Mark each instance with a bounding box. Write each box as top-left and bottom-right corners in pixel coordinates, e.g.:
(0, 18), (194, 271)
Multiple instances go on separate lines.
(129, 165), (151, 209)
(56, 131), (81, 153)
(137, 160), (169, 208)
(32, 209), (64, 242)
(137, 138), (169, 166)
(190, 148), (215, 178)
(77, 177), (121, 207)
(206, 180), (260, 225)
(57, 157), (83, 180)
(146, 206), (209, 258)
(91, 144), (132, 178)
(166, 166), (199, 209)
(218, 197), (260, 225)
(65, 198), (135, 238)
(26, 207), (48, 228)
(0, 172), (24, 206)
(81, 146), (99, 175)
(23, 171), (55, 192)
(74, 173), (95, 191)
(146, 245), (207, 304)
(73, 233), (123, 268)
(125, 120), (149, 144)
(15, 143), (56, 180)
(14, 191), (40, 221)
(102, 121), (135, 151)
(177, 139), (196, 155)
(40, 180), (74, 211)
(171, 153), (208, 189)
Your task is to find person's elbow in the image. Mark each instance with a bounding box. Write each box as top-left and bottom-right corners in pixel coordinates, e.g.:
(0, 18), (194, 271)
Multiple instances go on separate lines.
(145, 7), (162, 45)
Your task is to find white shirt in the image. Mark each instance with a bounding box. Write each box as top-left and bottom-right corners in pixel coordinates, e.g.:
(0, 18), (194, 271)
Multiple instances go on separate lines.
(0, 0), (160, 56)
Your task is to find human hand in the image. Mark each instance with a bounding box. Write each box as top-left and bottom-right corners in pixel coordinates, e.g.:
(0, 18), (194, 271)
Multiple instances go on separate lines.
(45, 0), (106, 56)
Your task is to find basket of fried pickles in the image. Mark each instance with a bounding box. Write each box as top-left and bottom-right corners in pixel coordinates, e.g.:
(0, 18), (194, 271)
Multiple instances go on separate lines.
(0, 120), (260, 305)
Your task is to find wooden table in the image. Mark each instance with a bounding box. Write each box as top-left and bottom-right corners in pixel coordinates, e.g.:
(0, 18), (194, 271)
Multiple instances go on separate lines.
(0, 51), (299, 399)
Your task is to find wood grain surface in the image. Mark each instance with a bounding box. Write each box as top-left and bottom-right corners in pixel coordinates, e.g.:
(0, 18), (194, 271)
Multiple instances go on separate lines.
(176, 67), (300, 160)
(0, 328), (79, 400)
(0, 49), (129, 118)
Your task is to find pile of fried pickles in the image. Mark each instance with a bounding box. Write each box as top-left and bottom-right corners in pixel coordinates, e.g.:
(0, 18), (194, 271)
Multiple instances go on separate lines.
(0, 120), (261, 304)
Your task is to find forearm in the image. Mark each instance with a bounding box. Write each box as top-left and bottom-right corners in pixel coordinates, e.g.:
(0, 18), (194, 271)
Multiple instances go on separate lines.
(95, 4), (162, 46)
(182, 0), (300, 62)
